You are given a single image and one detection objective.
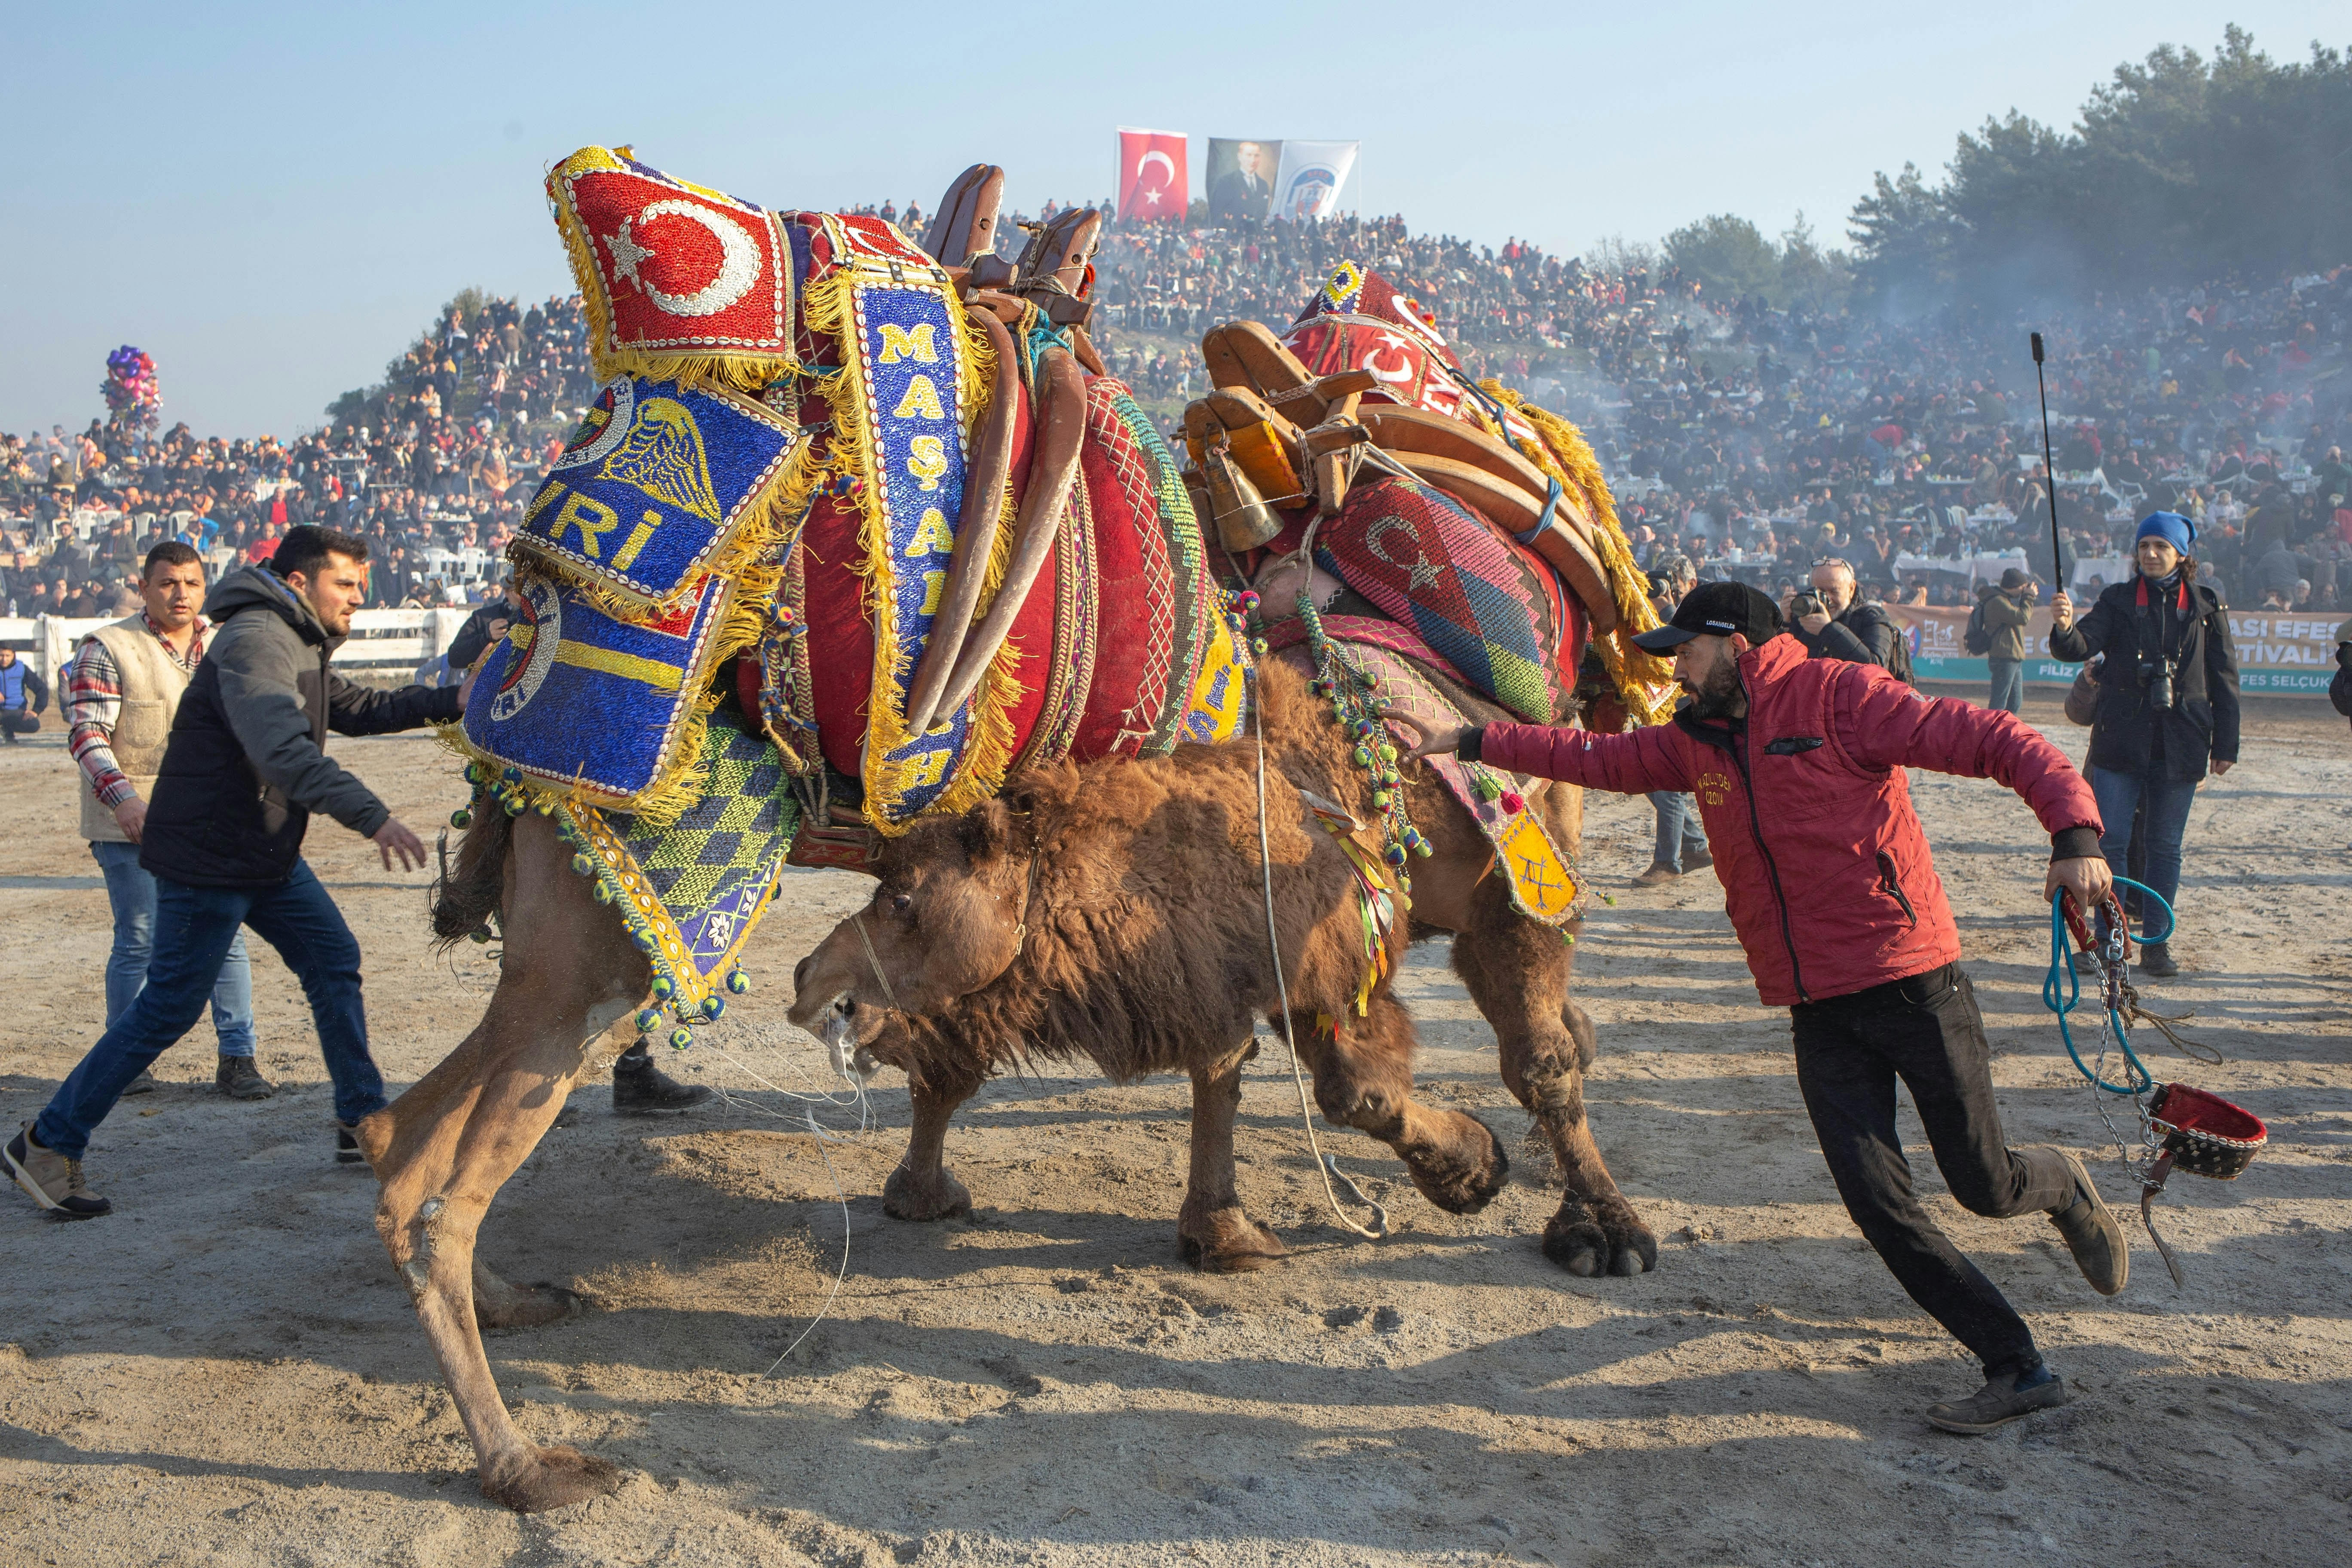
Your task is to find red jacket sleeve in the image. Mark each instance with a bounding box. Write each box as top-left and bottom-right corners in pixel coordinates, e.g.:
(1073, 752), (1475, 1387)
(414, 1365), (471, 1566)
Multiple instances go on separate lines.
(1476, 719), (1694, 797)
(1826, 663), (2103, 842)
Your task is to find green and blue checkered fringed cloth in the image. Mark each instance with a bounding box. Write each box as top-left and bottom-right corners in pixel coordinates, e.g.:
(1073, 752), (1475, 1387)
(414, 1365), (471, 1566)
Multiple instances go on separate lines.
(556, 704), (800, 1042)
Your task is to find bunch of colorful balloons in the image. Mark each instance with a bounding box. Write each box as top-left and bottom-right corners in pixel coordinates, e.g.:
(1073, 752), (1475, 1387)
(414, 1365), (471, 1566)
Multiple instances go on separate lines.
(102, 345), (161, 431)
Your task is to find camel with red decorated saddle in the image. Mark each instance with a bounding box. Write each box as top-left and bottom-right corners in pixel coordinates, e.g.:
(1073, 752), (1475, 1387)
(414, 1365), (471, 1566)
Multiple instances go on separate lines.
(358, 149), (1664, 1513)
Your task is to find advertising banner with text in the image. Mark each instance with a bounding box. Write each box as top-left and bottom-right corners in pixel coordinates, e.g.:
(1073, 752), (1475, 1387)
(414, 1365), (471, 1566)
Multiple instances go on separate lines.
(1883, 603), (2338, 696)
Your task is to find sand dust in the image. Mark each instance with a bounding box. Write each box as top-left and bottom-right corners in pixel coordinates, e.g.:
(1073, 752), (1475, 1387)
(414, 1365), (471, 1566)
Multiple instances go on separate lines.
(2, 687), (2347, 1565)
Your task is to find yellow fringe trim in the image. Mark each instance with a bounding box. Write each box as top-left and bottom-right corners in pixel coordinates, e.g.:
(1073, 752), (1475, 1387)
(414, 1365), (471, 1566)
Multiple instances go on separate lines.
(1477, 382), (1678, 727)
(801, 266), (1023, 836)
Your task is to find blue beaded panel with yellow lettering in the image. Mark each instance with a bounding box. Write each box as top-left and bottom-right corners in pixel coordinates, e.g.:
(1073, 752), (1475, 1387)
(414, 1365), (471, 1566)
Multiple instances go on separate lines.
(512, 375), (803, 614)
(460, 569), (734, 806)
(840, 275), (988, 824)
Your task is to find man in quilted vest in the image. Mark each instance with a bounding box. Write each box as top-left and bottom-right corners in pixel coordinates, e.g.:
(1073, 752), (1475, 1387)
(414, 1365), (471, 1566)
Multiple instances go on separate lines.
(67, 542), (267, 1100)
(1411, 582), (2130, 1436)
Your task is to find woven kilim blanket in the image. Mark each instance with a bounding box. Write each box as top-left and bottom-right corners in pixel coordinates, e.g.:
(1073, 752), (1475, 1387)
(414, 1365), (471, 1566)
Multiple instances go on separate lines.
(556, 703), (800, 1017)
(1311, 473), (1568, 725)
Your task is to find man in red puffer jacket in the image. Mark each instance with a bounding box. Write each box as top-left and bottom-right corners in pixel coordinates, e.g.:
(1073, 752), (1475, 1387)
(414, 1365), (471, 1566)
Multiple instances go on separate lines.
(1408, 581), (2128, 1436)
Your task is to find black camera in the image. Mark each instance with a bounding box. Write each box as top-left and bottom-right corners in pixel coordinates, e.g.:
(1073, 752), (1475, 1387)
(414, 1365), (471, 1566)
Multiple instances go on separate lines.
(2138, 658), (2176, 711)
(1789, 591), (1826, 620)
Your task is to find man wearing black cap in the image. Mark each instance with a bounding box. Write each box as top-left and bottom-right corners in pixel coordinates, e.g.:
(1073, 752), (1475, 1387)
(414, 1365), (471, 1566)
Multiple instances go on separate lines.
(1978, 567), (2037, 713)
(1404, 581), (2129, 1435)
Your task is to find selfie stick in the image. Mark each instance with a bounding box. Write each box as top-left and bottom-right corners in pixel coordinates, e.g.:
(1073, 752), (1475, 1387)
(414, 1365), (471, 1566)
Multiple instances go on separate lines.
(2030, 331), (2062, 593)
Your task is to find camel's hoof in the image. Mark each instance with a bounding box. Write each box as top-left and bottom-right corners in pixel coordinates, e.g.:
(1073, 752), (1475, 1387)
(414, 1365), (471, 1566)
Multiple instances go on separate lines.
(1179, 1211), (1286, 1274)
(480, 1444), (624, 1513)
(475, 1282), (584, 1332)
(884, 1164), (972, 1222)
(1543, 1206), (1657, 1277)
(1405, 1113), (1510, 1216)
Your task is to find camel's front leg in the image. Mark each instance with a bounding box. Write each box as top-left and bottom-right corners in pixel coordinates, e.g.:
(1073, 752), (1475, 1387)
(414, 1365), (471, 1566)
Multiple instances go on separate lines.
(1290, 997), (1510, 1216)
(1452, 882), (1655, 1277)
(884, 1064), (982, 1221)
(1178, 1038), (1286, 1272)
(362, 812), (650, 1512)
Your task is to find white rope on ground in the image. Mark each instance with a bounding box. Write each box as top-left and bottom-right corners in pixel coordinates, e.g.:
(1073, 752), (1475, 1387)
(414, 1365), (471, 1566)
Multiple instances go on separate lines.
(694, 1038), (866, 1375)
(1247, 663), (1388, 1243)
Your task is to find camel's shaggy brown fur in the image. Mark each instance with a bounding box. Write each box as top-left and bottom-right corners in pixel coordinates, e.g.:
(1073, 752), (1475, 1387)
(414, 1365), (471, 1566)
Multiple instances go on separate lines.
(790, 655), (1653, 1276)
(429, 802), (510, 945)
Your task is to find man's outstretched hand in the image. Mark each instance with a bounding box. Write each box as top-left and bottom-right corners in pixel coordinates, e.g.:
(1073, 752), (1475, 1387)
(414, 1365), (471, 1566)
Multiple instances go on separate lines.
(2043, 854), (2113, 917)
(374, 818), (428, 873)
(1389, 714), (1475, 760)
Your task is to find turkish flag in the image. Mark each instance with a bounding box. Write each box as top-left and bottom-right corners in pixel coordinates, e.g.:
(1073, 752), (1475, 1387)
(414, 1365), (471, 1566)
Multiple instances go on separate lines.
(553, 158), (792, 361)
(1117, 128), (1188, 222)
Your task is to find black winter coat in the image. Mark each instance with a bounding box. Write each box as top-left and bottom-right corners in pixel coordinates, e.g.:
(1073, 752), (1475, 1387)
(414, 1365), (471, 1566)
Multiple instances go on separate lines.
(2047, 574), (2240, 782)
(144, 566), (461, 887)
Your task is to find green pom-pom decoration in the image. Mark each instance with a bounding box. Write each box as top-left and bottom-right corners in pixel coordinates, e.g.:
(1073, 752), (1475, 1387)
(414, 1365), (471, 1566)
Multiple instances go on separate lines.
(701, 996), (725, 1020)
(464, 763), (484, 785)
(726, 970), (750, 995)
(592, 882), (613, 905)
(468, 926), (491, 945)
(1251, 637), (1269, 655)
(1474, 775), (1504, 802)
(534, 799), (555, 817)
(1371, 790), (1392, 810)
(571, 853), (594, 876)
(1414, 839), (1434, 858)
(636, 1008), (661, 1033)
(1376, 744), (1397, 764)
(1352, 745), (1373, 767)
(1383, 844), (1408, 867)
(449, 808), (472, 829)
(502, 795), (524, 817)
(668, 1028), (693, 1050)
(650, 977), (673, 999)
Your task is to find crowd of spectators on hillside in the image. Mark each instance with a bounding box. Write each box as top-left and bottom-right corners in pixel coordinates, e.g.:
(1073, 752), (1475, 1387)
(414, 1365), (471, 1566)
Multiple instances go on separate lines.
(3, 294), (606, 619)
(8, 201), (2349, 631)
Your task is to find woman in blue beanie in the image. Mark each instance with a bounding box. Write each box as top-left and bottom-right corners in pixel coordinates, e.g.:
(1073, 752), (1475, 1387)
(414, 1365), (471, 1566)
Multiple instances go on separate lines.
(2048, 511), (2240, 977)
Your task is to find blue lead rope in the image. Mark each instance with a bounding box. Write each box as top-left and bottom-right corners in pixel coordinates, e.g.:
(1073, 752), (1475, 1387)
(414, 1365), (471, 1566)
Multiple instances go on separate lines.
(2044, 877), (2175, 1094)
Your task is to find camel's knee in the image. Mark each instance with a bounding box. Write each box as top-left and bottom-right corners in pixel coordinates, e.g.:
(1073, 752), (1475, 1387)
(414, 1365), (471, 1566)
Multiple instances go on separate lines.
(1504, 1036), (1586, 1124)
(377, 1189), (482, 1304)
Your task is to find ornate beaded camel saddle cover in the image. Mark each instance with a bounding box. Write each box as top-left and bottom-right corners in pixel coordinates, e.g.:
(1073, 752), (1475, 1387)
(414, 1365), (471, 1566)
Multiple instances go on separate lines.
(453, 147), (1247, 1024)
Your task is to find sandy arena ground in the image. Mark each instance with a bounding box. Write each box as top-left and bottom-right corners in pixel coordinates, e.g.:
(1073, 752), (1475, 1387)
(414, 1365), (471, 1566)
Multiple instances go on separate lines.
(1, 687), (2346, 1566)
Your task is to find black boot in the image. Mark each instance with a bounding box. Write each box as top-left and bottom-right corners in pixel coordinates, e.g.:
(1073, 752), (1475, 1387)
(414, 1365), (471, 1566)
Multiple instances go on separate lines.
(612, 1042), (713, 1116)
(217, 1055), (276, 1100)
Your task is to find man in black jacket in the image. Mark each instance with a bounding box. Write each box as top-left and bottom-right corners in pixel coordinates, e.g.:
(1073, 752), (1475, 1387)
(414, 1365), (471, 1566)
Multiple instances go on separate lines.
(2331, 618), (2352, 729)
(2047, 512), (2239, 979)
(9, 527), (462, 1219)
(1806, 557), (1914, 683)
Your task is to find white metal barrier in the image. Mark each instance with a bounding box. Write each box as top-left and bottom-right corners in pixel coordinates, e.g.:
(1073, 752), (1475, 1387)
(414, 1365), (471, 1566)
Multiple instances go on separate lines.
(0, 609), (471, 686)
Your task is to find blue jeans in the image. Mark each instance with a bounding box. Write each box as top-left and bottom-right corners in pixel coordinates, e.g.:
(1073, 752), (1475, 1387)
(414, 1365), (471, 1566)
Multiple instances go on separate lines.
(1649, 791), (1709, 871)
(1987, 658), (2024, 714)
(2086, 765), (2196, 940)
(36, 861), (386, 1159)
(89, 840), (255, 1056)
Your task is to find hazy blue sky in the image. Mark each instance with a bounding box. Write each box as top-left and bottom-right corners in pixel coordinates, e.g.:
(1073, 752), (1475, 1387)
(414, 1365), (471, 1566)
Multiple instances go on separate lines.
(1, 3), (2337, 437)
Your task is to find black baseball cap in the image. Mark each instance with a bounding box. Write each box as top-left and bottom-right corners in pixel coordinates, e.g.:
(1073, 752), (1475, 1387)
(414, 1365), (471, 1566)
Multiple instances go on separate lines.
(1631, 581), (1784, 651)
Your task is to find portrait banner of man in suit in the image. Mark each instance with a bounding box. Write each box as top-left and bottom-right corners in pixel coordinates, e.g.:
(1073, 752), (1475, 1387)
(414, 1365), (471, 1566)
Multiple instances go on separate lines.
(1207, 138), (1278, 226)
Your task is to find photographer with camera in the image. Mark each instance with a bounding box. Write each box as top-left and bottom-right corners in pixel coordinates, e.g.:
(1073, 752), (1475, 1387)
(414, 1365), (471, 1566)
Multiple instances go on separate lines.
(1788, 587), (1874, 664)
(2048, 511), (2239, 979)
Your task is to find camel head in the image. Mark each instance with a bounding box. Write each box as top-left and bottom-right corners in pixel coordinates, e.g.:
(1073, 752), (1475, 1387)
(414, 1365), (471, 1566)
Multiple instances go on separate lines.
(787, 782), (1057, 1081)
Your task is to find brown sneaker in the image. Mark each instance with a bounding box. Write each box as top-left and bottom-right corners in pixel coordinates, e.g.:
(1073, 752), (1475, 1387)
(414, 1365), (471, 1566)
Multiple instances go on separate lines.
(2048, 1150), (2128, 1295)
(1632, 863), (1681, 887)
(6, 1122), (111, 1220)
(216, 1055), (276, 1101)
